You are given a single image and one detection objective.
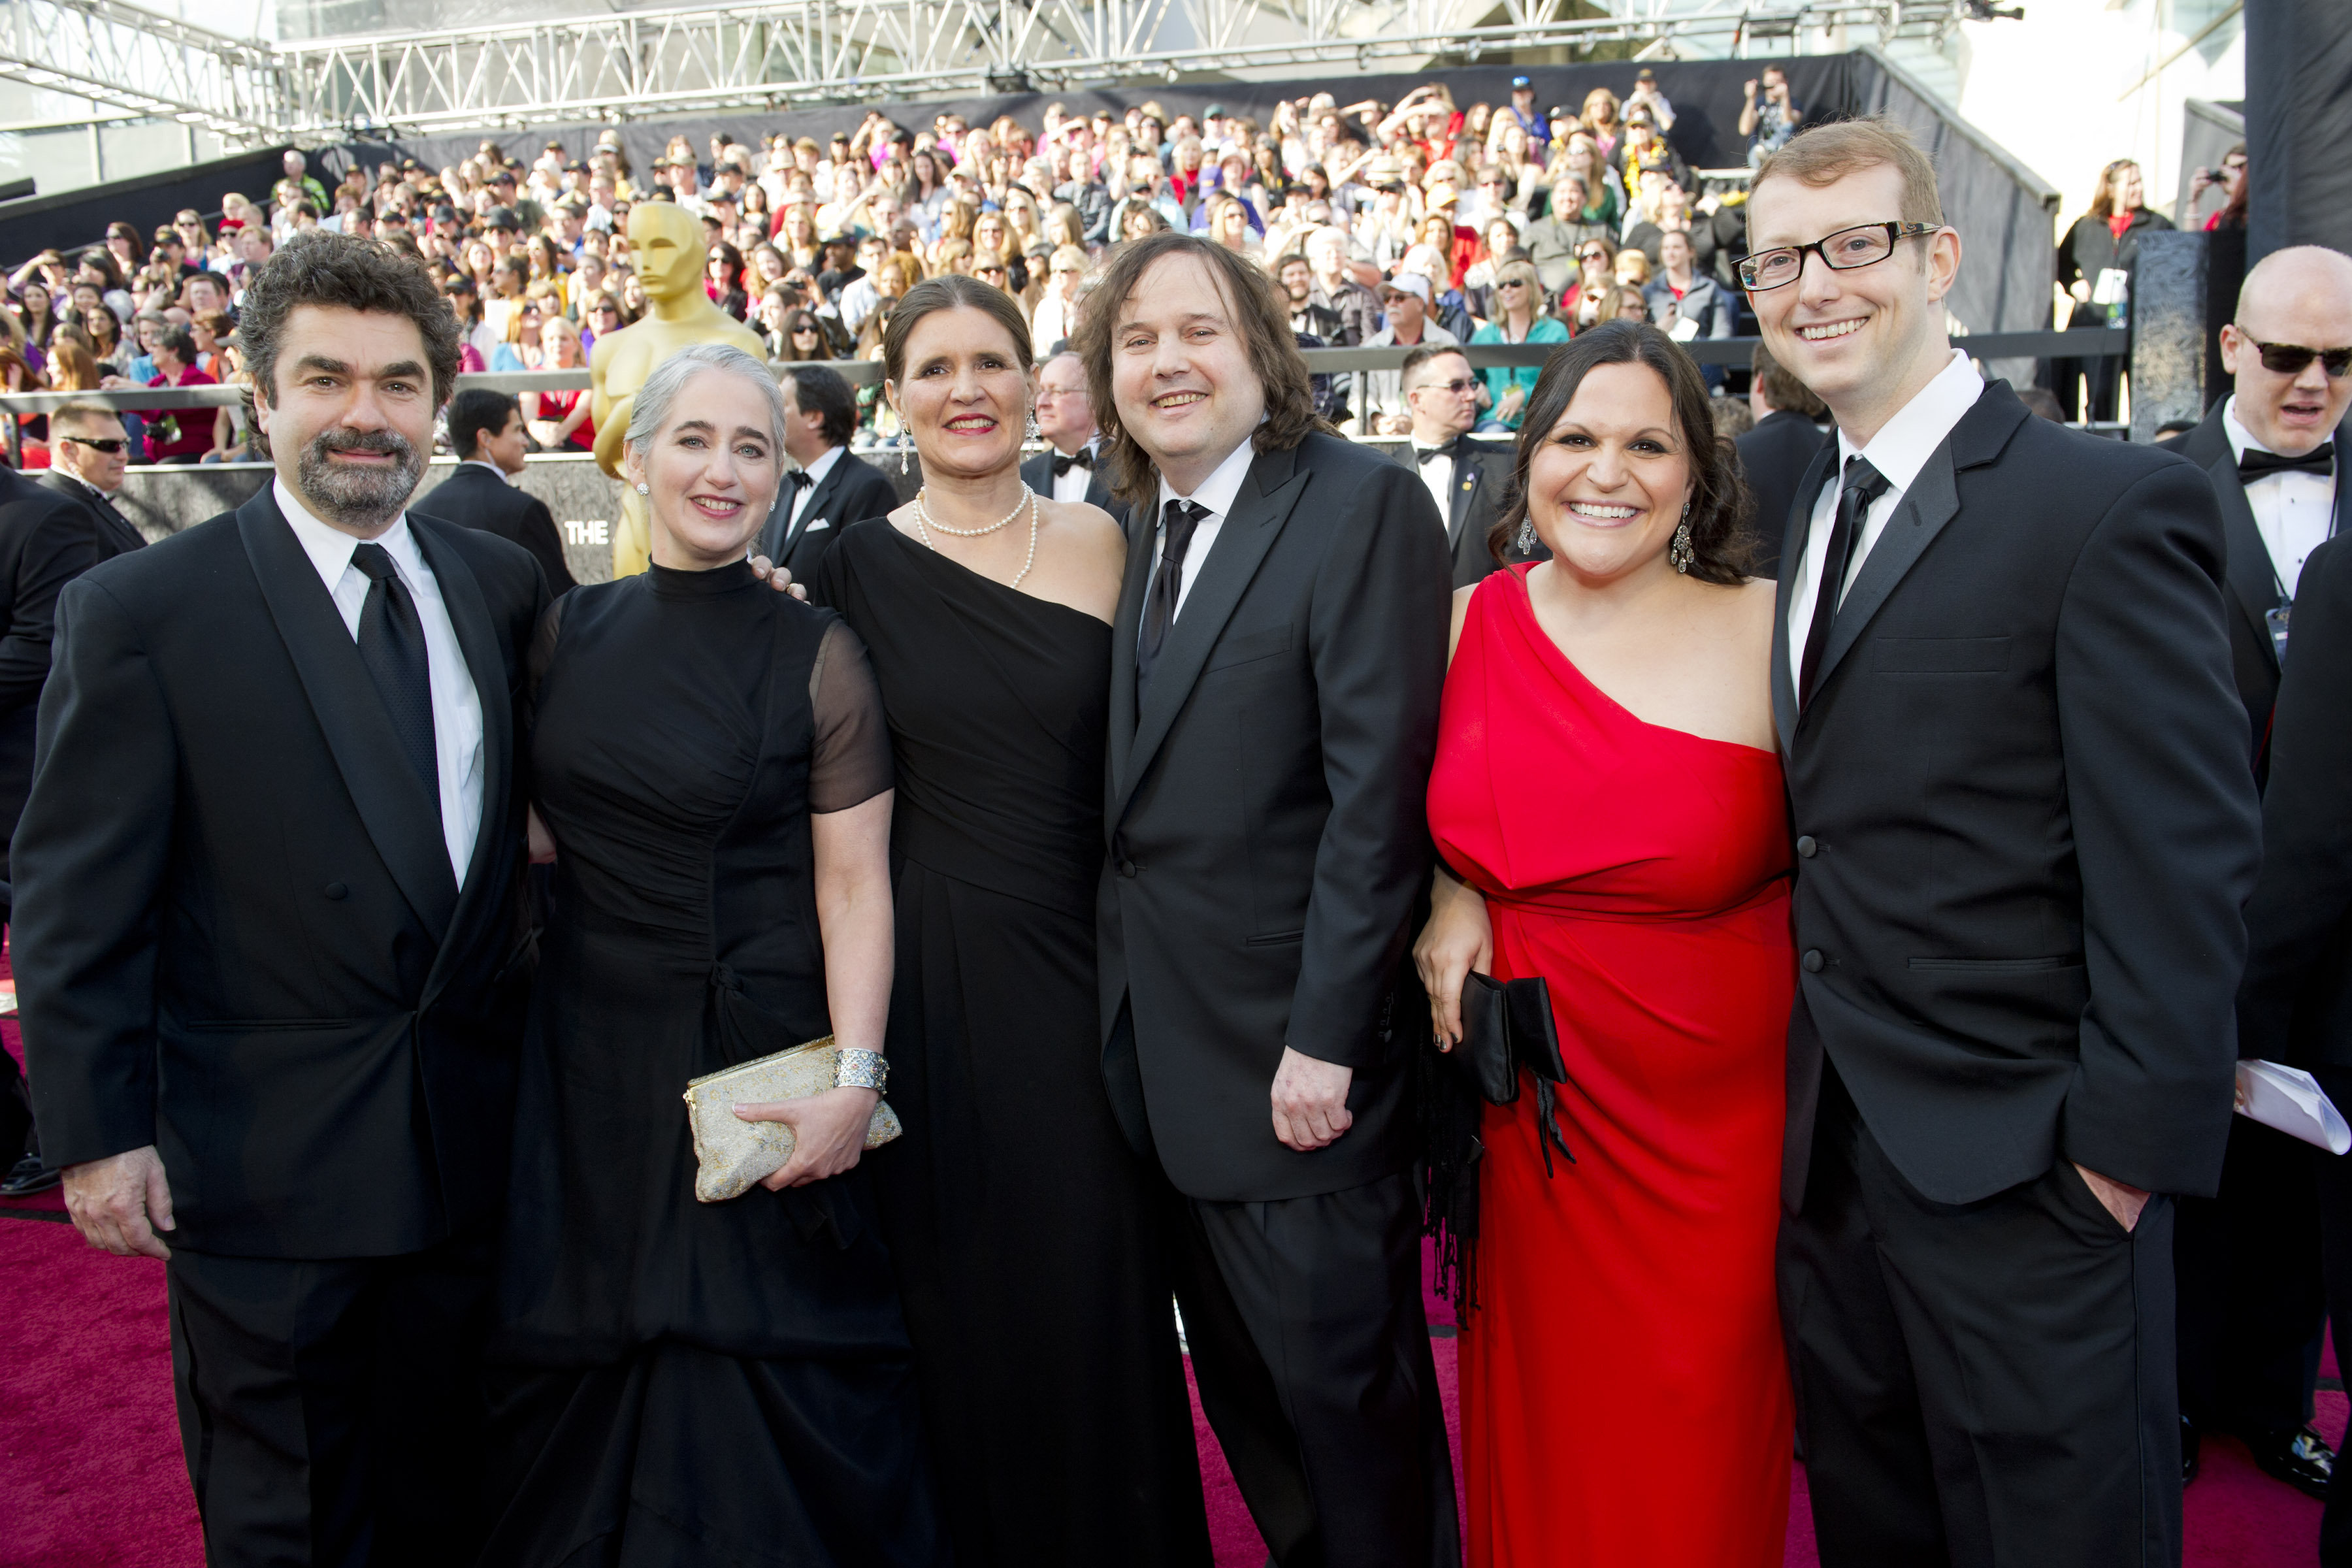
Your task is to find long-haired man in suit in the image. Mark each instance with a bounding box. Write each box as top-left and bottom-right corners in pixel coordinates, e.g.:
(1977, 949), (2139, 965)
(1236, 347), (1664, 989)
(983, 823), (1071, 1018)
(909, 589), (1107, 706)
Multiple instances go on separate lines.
(1074, 231), (1458, 1568)
(2161, 244), (2352, 1496)
(1750, 119), (2261, 1566)
(14, 230), (550, 1567)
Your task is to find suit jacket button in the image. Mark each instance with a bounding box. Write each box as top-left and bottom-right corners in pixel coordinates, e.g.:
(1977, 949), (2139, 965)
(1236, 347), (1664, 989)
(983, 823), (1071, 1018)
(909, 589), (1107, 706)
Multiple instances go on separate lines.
(1796, 835), (1818, 858)
(1119, 860), (1138, 879)
(1801, 949), (1825, 973)
(324, 882), (349, 900)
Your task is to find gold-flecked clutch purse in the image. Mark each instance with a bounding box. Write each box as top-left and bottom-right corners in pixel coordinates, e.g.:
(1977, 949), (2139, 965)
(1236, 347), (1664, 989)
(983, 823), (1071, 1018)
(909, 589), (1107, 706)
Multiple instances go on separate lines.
(683, 1036), (902, 1203)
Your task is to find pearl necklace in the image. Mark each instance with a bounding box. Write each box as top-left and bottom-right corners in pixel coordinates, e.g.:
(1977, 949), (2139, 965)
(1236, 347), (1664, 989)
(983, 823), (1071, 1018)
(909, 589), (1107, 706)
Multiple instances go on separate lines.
(913, 484), (1041, 591)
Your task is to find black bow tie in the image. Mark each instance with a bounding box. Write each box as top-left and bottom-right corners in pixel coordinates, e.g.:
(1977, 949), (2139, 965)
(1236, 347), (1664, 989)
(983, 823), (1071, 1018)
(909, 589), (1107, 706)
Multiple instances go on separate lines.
(1416, 438), (1465, 465)
(1052, 448), (1094, 476)
(2240, 442), (2334, 483)
(785, 470), (814, 492)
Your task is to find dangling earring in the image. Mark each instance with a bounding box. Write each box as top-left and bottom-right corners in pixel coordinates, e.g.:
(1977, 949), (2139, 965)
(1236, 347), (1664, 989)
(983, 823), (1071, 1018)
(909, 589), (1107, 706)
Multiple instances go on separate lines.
(1025, 407), (1039, 442)
(1669, 502), (1694, 574)
(1512, 517), (1538, 555)
(898, 445), (909, 476)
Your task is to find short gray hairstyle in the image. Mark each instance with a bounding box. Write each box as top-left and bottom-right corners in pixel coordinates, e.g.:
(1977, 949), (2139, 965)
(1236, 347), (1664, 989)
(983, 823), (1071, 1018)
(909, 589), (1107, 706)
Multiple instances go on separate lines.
(625, 341), (788, 457)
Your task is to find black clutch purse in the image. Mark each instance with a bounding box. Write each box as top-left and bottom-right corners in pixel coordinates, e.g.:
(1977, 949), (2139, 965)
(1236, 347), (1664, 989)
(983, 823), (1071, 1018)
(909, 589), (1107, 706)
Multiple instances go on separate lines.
(1451, 972), (1575, 1173)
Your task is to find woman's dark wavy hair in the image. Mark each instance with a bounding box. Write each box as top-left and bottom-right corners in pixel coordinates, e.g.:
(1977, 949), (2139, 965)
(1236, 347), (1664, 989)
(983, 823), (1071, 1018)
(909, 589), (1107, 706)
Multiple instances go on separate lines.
(1488, 318), (1756, 585)
(240, 229), (463, 408)
(1072, 231), (1324, 510)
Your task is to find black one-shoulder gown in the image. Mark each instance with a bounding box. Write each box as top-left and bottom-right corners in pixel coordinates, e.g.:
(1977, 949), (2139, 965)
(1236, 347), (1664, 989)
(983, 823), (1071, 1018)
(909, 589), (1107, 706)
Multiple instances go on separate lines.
(813, 519), (1211, 1568)
(484, 560), (944, 1568)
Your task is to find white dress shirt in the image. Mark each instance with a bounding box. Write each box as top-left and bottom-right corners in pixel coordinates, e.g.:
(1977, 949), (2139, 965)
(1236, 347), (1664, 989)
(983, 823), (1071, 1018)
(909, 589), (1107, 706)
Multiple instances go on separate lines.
(786, 443), (843, 534)
(1786, 349), (1985, 693)
(274, 478), (485, 885)
(1416, 442), (1457, 521)
(2223, 396), (2337, 598)
(1149, 434), (1259, 634)
(1048, 437), (1100, 506)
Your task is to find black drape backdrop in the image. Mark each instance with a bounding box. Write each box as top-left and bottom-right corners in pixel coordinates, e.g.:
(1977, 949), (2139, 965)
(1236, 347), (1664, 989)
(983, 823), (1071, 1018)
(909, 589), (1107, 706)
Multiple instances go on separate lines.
(2247, 0), (2352, 266)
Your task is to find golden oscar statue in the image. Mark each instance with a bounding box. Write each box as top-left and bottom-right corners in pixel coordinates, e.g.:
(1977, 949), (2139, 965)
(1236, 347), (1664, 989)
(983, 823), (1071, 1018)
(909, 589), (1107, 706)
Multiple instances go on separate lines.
(591, 201), (769, 578)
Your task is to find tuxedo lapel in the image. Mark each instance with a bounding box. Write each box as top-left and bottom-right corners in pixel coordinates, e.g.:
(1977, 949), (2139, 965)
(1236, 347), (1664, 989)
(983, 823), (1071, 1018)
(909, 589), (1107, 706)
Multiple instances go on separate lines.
(1446, 448), (1484, 546)
(1771, 441), (1836, 752)
(1116, 443), (1309, 821)
(1807, 387), (2029, 707)
(1105, 491), (1156, 817)
(2334, 414), (2352, 542)
(2206, 449), (2284, 667)
(407, 515), (514, 999)
(237, 489), (459, 940)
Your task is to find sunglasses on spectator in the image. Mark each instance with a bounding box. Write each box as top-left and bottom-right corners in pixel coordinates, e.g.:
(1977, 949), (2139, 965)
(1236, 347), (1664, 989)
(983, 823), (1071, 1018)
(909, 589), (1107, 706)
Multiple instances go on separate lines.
(1497, 278), (1531, 289)
(61, 436), (128, 454)
(1415, 377), (1478, 396)
(1580, 248), (1610, 261)
(2237, 335), (2352, 378)
(792, 324), (820, 335)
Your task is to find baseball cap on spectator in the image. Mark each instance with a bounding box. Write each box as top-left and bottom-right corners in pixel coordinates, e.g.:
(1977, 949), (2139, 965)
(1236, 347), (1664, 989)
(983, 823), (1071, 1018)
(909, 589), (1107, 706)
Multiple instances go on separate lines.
(486, 206), (521, 232)
(1205, 103), (1227, 119)
(1511, 75), (1532, 91)
(432, 203), (458, 221)
(1380, 272), (1432, 304)
(1367, 157), (1404, 190)
(1636, 67), (1657, 82)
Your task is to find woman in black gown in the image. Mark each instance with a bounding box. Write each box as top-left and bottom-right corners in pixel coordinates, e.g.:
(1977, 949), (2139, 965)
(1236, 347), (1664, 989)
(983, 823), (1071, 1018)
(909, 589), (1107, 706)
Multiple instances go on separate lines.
(485, 341), (945, 1567)
(809, 276), (1212, 1566)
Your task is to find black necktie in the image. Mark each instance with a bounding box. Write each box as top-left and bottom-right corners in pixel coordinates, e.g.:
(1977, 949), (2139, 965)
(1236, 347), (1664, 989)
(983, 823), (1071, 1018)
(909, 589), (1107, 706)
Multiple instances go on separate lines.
(1137, 500), (1207, 700)
(1052, 449), (1094, 476)
(351, 544), (440, 815)
(1799, 456), (1889, 707)
(2239, 443), (2334, 483)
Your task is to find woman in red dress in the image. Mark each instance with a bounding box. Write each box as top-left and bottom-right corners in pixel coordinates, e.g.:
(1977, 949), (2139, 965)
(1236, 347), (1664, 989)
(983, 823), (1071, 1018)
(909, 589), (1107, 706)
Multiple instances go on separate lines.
(1417, 319), (1796, 1567)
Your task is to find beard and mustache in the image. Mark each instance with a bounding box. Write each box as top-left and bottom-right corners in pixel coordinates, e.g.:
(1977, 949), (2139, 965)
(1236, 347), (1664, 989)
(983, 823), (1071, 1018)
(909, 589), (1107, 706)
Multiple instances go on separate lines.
(296, 427), (425, 531)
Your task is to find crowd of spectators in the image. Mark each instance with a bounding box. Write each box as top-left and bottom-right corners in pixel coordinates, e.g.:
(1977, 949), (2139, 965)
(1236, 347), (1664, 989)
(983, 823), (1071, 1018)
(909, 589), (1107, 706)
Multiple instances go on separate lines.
(0, 68), (1788, 462)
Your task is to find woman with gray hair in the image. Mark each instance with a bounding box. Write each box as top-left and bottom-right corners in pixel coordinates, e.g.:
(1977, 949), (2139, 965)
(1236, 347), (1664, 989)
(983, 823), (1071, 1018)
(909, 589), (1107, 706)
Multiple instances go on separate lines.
(484, 341), (945, 1566)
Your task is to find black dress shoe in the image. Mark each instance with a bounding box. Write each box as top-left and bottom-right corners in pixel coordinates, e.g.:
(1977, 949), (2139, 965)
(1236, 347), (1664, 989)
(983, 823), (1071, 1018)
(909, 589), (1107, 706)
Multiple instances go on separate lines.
(2247, 1424), (2336, 1501)
(2181, 1415), (2201, 1486)
(0, 1154), (59, 1196)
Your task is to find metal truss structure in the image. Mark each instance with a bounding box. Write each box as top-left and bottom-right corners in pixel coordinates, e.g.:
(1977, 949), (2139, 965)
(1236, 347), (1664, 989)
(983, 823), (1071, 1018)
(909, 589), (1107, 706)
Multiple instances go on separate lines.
(0, 0), (1959, 144)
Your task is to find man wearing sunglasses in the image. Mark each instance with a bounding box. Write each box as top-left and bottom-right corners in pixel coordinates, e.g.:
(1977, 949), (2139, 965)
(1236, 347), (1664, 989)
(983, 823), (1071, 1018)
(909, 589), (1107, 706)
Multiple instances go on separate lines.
(2159, 244), (2352, 1507)
(37, 405), (146, 561)
(0, 407), (133, 1198)
(1751, 118), (2258, 1568)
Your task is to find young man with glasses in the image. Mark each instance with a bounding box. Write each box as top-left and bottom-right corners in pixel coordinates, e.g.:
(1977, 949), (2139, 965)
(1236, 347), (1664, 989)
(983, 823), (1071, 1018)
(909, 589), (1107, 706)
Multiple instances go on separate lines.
(2157, 244), (2352, 1507)
(1750, 117), (2259, 1568)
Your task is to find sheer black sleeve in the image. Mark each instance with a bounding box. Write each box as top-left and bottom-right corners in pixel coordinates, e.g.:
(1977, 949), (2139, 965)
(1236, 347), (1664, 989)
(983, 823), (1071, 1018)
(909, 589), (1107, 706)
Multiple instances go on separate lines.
(808, 616), (894, 813)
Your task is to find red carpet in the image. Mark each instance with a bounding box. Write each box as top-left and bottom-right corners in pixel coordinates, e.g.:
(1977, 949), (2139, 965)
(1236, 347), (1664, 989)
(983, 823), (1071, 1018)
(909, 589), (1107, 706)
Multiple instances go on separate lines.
(1, 987), (2335, 1567)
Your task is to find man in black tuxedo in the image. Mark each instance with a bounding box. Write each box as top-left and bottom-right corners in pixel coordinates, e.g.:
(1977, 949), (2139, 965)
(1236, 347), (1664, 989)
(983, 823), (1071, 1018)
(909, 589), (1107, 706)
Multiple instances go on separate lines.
(1077, 232), (1458, 1568)
(2238, 531), (2352, 1564)
(1751, 122), (2261, 1567)
(0, 411), (131, 1197)
(1733, 343), (1830, 577)
(1020, 350), (1119, 515)
(2159, 244), (2352, 1498)
(38, 402), (150, 561)
(753, 365), (898, 578)
(14, 231), (548, 1567)
(412, 387), (576, 595)
(1397, 344), (1541, 587)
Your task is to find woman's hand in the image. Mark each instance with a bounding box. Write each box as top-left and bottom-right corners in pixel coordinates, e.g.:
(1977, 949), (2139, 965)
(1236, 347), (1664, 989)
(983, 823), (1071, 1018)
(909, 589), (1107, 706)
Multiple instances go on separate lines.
(1414, 868), (1492, 1050)
(737, 1086), (881, 1187)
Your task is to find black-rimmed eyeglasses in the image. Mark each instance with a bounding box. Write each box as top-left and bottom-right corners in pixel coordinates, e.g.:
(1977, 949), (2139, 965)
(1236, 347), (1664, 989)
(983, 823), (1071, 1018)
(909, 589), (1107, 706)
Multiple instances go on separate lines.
(1737, 221), (1940, 292)
(2237, 334), (2352, 378)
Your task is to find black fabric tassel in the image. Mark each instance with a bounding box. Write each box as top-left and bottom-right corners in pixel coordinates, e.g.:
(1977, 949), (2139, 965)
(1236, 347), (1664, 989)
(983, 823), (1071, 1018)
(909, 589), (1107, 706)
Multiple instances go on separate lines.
(1420, 1037), (1488, 1317)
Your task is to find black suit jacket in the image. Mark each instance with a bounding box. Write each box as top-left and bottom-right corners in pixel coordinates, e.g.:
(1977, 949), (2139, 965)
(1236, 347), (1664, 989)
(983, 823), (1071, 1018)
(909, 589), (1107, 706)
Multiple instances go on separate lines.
(409, 461), (576, 596)
(1735, 408), (1832, 579)
(0, 467), (108, 869)
(756, 447), (900, 582)
(1099, 431), (1451, 1202)
(14, 487), (547, 1258)
(2157, 404), (2352, 779)
(1775, 382), (2261, 1211)
(1397, 436), (1543, 589)
(37, 472), (148, 561)
(2238, 535), (2352, 1081)
(1021, 444), (1120, 514)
